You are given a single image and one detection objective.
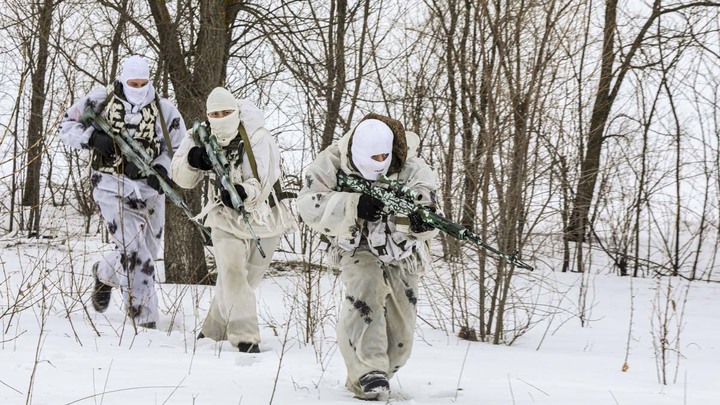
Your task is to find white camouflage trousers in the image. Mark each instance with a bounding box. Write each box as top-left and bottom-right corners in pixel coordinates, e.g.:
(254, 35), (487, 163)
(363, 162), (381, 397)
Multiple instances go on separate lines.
(93, 184), (164, 325)
(201, 228), (279, 347)
(336, 248), (418, 394)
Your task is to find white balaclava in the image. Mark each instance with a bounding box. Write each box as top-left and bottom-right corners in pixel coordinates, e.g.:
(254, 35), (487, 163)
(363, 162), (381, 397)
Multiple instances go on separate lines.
(119, 56), (151, 107)
(206, 87), (240, 147)
(351, 119), (394, 181)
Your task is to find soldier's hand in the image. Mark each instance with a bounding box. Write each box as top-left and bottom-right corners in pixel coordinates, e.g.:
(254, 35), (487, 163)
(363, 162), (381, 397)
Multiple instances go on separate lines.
(147, 165), (169, 194)
(88, 129), (116, 158)
(408, 210), (433, 233)
(187, 146), (213, 170)
(357, 194), (384, 222)
(123, 161), (142, 180)
(220, 184), (248, 207)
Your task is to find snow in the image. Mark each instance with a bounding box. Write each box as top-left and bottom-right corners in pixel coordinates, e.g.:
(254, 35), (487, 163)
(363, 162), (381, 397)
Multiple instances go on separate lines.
(1, 230), (720, 405)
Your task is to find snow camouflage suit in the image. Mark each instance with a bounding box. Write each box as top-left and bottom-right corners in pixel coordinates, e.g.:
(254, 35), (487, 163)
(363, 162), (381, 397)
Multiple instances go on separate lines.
(171, 98), (294, 348)
(296, 113), (439, 397)
(60, 82), (185, 325)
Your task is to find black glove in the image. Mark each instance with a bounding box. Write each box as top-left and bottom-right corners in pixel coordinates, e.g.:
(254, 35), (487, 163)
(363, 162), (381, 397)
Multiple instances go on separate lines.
(123, 161), (142, 180)
(147, 165), (169, 194)
(408, 210), (433, 233)
(357, 194), (384, 221)
(88, 129), (116, 158)
(187, 146), (212, 171)
(220, 184), (248, 207)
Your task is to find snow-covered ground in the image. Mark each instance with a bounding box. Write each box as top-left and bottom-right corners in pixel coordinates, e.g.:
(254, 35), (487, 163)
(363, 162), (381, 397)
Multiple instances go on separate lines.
(1, 230), (719, 405)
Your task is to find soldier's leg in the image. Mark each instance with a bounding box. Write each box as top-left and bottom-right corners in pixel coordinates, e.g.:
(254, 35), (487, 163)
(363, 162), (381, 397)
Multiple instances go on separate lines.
(92, 187), (127, 288)
(143, 194), (165, 262)
(246, 236), (279, 289)
(93, 188), (158, 325)
(124, 193), (164, 326)
(336, 249), (391, 397)
(384, 262), (419, 379)
(202, 229), (277, 348)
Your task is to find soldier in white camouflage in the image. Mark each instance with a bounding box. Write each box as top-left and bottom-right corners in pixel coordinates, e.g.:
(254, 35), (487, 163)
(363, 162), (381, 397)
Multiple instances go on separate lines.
(171, 87), (294, 353)
(60, 55), (185, 329)
(297, 114), (439, 400)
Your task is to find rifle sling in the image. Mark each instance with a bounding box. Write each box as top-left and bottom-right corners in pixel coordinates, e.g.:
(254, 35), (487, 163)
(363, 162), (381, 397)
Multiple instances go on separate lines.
(155, 96), (174, 158)
(237, 123), (259, 179)
(237, 123), (295, 208)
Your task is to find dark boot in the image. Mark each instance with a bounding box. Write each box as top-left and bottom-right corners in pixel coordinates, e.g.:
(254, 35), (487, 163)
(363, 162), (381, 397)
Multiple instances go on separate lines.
(359, 371), (389, 398)
(91, 262), (113, 313)
(126, 305), (141, 319)
(127, 306), (155, 329)
(238, 342), (260, 353)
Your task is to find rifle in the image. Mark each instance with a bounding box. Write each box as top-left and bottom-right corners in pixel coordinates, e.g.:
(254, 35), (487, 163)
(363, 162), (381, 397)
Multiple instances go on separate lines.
(191, 120), (266, 258)
(80, 109), (212, 242)
(337, 172), (534, 271)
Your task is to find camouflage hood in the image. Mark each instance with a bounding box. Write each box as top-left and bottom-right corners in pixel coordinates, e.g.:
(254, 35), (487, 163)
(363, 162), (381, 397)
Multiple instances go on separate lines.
(338, 113), (408, 177)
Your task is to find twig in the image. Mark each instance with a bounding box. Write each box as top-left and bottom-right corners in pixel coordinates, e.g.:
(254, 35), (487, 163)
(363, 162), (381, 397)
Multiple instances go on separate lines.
(515, 377), (550, 396)
(269, 292), (298, 405)
(63, 386), (185, 405)
(0, 379), (23, 395)
(25, 283), (49, 405)
(453, 341), (472, 401)
(161, 375), (187, 405)
(507, 373), (516, 405)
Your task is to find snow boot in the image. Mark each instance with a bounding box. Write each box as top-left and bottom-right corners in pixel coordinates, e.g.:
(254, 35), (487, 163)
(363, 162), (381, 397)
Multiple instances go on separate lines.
(91, 262), (112, 313)
(238, 342), (260, 353)
(358, 371), (389, 399)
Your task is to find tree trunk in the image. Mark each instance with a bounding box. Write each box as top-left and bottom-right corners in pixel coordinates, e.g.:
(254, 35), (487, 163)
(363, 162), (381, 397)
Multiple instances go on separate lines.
(148, 0), (241, 284)
(21, 0), (54, 237)
(565, 0), (719, 242)
(320, 0), (348, 150)
(565, 0), (617, 243)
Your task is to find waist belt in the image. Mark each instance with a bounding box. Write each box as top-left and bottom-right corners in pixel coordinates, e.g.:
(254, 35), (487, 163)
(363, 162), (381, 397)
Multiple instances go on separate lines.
(267, 180), (296, 208)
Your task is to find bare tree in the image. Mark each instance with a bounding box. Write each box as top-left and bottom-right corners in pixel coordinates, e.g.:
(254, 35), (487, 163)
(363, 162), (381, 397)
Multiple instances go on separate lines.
(565, 0), (720, 244)
(20, 0), (56, 237)
(260, 1), (381, 151)
(145, 0), (248, 283)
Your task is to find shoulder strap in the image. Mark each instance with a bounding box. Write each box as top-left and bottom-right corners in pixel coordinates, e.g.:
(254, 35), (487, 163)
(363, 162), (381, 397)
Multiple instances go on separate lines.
(96, 91), (115, 114)
(155, 96), (174, 158)
(237, 123), (297, 206)
(238, 122), (259, 180)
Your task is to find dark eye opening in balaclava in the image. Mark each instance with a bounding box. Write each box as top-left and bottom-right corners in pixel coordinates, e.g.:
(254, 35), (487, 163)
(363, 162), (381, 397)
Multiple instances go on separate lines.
(119, 55), (150, 107)
(351, 119), (394, 181)
(206, 87), (240, 147)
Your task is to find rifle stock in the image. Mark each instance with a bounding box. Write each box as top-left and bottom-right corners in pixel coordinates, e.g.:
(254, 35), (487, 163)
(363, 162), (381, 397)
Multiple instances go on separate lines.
(336, 172), (534, 271)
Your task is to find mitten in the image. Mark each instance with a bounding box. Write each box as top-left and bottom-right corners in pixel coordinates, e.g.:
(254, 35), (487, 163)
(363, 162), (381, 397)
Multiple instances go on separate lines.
(147, 165), (169, 194)
(88, 129), (116, 158)
(220, 184), (248, 207)
(357, 194), (384, 221)
(408, 210), (433, 233)
(123, 161), (142, 180)
(187, 146), (213, 170)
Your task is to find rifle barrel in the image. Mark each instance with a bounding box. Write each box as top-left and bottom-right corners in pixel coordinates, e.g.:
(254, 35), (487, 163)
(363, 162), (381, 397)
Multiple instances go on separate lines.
(337, 172), (533, 271)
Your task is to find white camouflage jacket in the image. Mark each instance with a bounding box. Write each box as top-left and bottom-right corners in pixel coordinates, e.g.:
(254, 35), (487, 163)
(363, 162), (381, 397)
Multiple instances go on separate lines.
(60, 83), (185, 199)
(297, 114), (439, 267)
(171, 99), (294, 239)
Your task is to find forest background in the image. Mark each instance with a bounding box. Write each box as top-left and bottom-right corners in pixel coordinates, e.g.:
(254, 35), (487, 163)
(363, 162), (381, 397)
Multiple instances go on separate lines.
(1, 1), (720, 404)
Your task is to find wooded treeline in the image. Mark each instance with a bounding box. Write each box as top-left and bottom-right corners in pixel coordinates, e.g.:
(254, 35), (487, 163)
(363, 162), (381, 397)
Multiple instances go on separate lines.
(1, 0), (719, 343)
